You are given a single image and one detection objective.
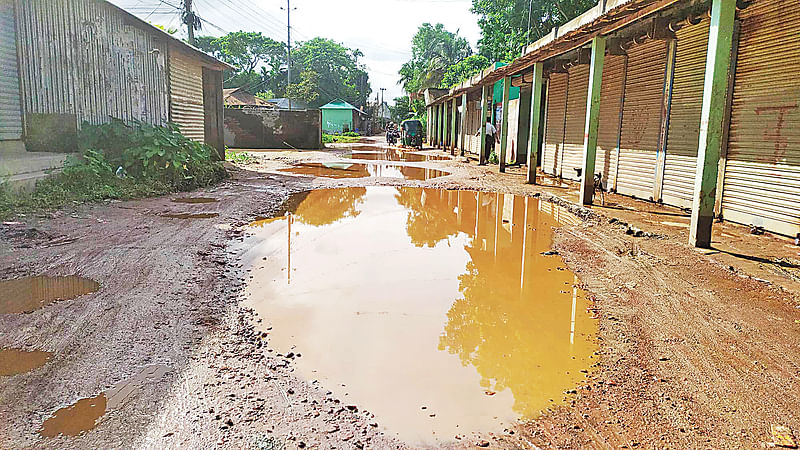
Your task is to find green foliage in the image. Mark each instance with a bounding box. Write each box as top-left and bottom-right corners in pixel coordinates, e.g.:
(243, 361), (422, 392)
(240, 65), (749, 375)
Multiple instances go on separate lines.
(399, 23), (472, 93)
(441, 55), (491, 88)
(390, 96), (413, 123)
(255, 91), (275, 102)
(226, 149), (254, 164)
(488, 149), (499, 164)
(285, 70), (321, 105)
(197, 32), (285, 74)
(291, 38), (370, 108)
(471, 0), (594, 62)
(322, 133), (361, 144)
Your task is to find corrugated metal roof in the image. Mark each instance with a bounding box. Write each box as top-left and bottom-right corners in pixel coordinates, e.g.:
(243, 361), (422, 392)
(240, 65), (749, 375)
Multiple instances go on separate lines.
(321, 100), (359, 110)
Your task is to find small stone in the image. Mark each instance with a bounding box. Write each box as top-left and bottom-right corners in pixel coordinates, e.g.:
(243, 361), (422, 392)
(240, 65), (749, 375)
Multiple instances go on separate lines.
(475, 439), (490, 447)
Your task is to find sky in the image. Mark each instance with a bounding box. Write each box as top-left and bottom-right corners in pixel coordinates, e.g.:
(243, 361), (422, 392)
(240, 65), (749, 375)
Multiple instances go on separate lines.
(111, 0), (483, 104)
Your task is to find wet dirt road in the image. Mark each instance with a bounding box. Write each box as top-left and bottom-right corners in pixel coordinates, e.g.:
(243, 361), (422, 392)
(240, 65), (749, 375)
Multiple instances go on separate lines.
(1, 137), (799, 449)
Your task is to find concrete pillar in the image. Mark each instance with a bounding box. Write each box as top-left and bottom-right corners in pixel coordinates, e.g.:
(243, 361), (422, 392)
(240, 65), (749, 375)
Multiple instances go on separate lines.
(479, 85), (490, 165)
(526, 62), (545, 184)
(689, 0), (736, 248)
(451, 97), (458, 155)
(499, 76), (511, 172)
(427, 106), (432, 145)
(460, 93), (468, 156)
(579, 36), (606, 205)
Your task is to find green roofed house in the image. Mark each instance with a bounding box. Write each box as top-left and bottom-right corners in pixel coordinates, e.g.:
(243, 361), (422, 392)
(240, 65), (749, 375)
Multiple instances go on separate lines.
(320, 100), (367, 134)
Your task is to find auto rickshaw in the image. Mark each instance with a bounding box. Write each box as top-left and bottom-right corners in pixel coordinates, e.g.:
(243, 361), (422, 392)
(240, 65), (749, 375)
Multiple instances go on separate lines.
(400, 119), (424, 149)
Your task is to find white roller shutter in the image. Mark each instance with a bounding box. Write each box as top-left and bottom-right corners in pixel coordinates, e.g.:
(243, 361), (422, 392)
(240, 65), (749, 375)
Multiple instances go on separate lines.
(596, 55), (626, 190)
(562, 64), (590, 181)
(542, 73), (568, 176)
(721, 0), (800, 237)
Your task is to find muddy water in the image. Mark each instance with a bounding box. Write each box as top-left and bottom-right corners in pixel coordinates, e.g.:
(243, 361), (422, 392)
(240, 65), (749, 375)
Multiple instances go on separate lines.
(279, 162), (448, 180)
(344, 148), (450, 162)
(171, 197), (219, 204)
(0, 276), (100, 314)
(39, 394), (107, 438)
(0, 348), (52, 375)
(241, 187), (597, 444)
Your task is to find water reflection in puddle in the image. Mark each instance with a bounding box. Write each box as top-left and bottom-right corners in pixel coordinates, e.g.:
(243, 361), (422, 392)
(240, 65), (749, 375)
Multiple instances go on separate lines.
(0, 348), (52, 376)
(171, 197), (219, 204)
(241, 187), (596, 444)
(343, 148), (450, 162)
(0, 276), (100, 314)
(279, 162), (448, 180)
(39, 394), (107, 438)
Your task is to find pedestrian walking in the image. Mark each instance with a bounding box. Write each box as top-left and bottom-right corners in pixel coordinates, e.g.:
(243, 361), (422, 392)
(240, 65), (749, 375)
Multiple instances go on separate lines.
(478, 117), (499, 159)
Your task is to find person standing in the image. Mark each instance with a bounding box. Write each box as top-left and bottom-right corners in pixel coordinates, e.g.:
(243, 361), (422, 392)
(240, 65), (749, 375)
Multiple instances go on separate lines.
(478, 117), (499, 160)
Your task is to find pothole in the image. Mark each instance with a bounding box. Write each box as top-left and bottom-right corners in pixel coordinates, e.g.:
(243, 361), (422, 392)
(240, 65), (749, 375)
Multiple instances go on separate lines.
(0, 348), (53, 376)
(279, 162), (448, 180)
(0, 276), (100, 314)
(343, 149), (451, 162)
(239, 187), (598, 445)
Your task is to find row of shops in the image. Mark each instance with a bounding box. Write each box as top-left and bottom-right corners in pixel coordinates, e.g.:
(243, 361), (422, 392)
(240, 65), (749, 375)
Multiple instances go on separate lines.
(425, 0), (799, 248)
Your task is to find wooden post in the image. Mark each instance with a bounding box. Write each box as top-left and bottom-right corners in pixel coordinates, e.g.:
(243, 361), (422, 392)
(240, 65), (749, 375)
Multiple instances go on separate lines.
(526, 62), (545, 184)
(437, 104), (444, 148)
(579, 36), (606, 205)
(689, 0), (736, 248)
(460, 93), (468, 156)
(499, 76), (511, 172)
(451, 97), (458, 155)
(479, 85), (490, 165)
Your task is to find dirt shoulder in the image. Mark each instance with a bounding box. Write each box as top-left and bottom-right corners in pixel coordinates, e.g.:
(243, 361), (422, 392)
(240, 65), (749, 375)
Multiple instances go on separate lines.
(1, 142), (799, 449)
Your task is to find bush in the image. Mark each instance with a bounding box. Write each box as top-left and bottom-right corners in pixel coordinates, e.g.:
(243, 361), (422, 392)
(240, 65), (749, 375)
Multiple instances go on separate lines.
(0, 120), (227, 219)
(322, 133), (361, 144)
(342, 131), (360, 137)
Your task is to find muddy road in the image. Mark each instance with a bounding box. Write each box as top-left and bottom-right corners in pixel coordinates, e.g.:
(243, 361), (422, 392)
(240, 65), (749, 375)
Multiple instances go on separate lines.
(1, 138), (799, 449)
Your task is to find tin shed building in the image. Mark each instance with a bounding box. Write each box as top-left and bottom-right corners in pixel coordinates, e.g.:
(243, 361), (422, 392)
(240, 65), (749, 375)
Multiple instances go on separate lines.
(321, 100), (366, 134)
(0, 0), (232, 187)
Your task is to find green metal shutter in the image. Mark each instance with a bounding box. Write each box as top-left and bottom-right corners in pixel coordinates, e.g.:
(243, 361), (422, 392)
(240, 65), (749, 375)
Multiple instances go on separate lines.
(617, 39), (668, 199)
(0, 0), (22, 141)
(721, 0), (800, 236)
(662, 18), (711, 209)
(562, 64), (590, 181)
(596, 55), (626, 190)
(542, 73), (568, 176)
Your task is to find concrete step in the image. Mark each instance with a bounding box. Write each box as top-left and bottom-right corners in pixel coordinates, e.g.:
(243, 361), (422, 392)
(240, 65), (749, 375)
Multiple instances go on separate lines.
(0, 152), (70, 191)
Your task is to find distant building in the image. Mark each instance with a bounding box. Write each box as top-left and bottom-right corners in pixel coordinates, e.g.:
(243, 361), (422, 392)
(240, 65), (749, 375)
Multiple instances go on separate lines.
(0, 0), (232, 188)
(223, 88), (277, 108)
(320, 99), (368, 134)
(268, 98), (310, 110)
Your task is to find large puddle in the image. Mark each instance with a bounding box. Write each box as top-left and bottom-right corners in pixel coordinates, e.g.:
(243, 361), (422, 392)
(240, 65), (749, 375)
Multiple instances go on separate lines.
(279, 162), (448, 180)
(241, 187), (596, 444)
(0, 348), (53, 376)
(343, 148), (451, 163)
(0, 276), (100, 314)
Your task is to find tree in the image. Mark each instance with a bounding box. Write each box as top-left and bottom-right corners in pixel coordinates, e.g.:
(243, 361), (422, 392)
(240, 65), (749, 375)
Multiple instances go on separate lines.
(398, 23), (472, 94)
(290, 38), (371, 108)
(440, 55), (491, 88)
(390, 96), (412, 123)
(196, 31), (285, 73)
(471, 0), (594, 62)
(286, 70), (321, 105)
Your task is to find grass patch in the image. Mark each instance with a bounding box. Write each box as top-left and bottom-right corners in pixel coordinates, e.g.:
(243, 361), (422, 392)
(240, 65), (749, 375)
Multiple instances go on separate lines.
(0, 120), (227, 220)
(226, 149), (254, 164)
(322, 133), (362, 144)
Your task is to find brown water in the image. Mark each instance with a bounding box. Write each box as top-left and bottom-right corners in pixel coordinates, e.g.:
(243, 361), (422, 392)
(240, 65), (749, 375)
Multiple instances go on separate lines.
(344, 148), (450, 162)
(161, 213), (220, 219)
(241, 187), (597, 444)
(171, 197), (219, 204)
(0, 348), (53, 375)
(0, 276), (100, 314)
(279, 162), (448, 180)
(39, 394), (107, 438)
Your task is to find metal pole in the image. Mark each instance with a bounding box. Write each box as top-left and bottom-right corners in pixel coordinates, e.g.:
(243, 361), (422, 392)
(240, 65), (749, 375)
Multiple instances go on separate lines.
(183, 0), (195, 46)
(380, 88), (386, 128)
(286, 0), (292, 111)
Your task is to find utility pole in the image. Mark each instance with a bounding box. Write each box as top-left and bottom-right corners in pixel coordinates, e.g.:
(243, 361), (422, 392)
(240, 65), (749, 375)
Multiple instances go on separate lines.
(380, 88), (386, 128)
(281, 0), (295, 110)
(183, 0), (196, 46)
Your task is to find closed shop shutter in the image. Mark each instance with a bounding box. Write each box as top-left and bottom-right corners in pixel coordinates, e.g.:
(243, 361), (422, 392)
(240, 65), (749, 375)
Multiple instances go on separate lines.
(596, 55), (626, 190)
(662, 18), (710, 209)
(505, 98), (520, 164)
(562, 64), (590, 181)
(721, 0), (800, 236)
(170, 51), (205, 143)
(617, 39), (667, 199)
(0, 0), (23, 141)
(542, 73), (568, 176)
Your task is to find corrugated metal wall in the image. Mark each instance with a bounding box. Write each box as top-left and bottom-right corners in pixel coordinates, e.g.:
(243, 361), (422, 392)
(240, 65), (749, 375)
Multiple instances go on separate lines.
(596, 55), (626, 190)
(617, 39), (668, 199)
(543, 74), (568, 176)
(662, 18), (710, 209)
(14, 0), (169, 129)
(0, 0), (23, 141)
(169, 51), (205, 143)
(721, 0), (800, 236)
(562, 64), (590, 181)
